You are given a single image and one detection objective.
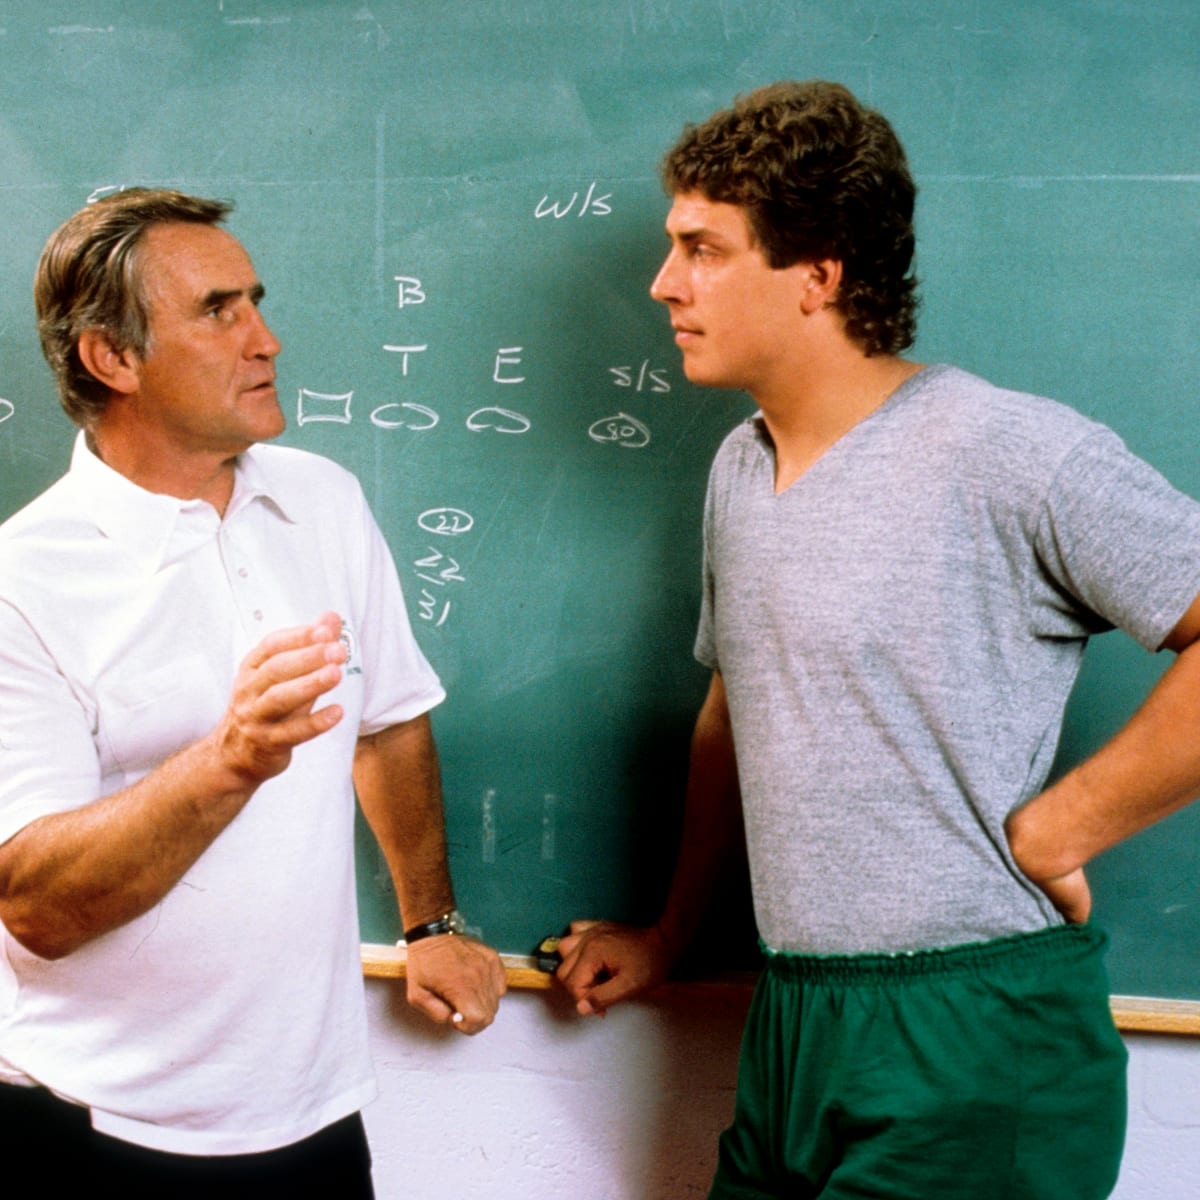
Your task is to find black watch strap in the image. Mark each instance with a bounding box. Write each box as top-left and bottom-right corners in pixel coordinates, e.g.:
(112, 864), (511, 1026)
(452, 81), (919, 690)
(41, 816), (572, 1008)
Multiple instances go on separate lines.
(403, 909), (466, 944)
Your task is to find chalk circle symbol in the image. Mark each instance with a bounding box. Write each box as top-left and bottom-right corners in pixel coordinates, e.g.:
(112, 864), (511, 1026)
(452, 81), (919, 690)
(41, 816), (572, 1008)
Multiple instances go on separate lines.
(588, 412), (651, 449)
(371, 402), (439, 431)
(418, 508), (474, 537)
(466, 406), (531, 435)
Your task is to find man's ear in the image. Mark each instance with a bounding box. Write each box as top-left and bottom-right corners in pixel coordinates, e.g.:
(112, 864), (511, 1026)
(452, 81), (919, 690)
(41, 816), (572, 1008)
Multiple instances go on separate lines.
(76, 328), (140, 396)
(799, 258), (843, 315)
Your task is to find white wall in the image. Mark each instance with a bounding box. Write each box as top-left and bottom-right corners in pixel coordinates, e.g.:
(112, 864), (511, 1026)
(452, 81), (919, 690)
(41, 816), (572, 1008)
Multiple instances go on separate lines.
(1118, 1033), (1200, 1199)
(363, 980), (1200, 1200)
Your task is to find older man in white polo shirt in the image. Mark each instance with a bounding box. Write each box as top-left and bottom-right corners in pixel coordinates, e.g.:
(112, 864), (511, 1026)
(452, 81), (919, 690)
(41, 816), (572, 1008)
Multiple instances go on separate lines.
(0, 189), (505, 1198)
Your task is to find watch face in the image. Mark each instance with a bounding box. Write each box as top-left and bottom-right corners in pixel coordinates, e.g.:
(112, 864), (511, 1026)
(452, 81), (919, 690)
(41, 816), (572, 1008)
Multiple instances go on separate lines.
(447, 910), (466, 935)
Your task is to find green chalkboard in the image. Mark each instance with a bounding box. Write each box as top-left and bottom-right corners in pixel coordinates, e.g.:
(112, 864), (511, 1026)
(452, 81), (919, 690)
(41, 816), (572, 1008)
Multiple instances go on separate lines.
(1, 2), (1197, 999)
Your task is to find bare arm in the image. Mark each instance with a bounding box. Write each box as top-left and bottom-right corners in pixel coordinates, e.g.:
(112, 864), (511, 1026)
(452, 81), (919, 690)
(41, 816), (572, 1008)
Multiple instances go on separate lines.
(0, 613), (348, 959)
(353, 715), (505, 1033)
(556, 670), (744, 1015)
(1008, 592), (1200, 922)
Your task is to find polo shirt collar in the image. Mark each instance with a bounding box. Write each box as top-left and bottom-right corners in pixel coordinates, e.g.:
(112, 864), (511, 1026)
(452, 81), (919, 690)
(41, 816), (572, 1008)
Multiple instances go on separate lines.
(227, 444), (300, 526)
(67, 433), (297, 572)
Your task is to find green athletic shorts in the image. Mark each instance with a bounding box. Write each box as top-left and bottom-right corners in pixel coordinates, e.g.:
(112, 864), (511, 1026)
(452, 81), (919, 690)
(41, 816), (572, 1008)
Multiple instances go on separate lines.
(710, 924), (1127, 1199)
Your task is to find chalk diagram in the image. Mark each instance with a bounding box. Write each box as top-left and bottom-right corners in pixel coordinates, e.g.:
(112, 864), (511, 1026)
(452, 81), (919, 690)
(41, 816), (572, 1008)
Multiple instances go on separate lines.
(293, 194), (677, 638)
(296, 388), (352, 426)
(418, 508), (474, 537)
(415, 509), (474, 628)
(370, 402), (438, 430)
(588, 412), (651, 449)
(466, 406), (531, 434)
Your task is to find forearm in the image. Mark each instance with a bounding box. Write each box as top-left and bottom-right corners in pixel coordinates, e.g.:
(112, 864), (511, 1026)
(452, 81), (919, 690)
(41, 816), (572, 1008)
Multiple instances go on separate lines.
(353, 714), (456, 929)
(0, 613), (348, 958)
(556, 672), (743, 1014)
(0, 733), (256, 958)
(355, 715), (505, 1033)
(1009, 638), (1200, 882)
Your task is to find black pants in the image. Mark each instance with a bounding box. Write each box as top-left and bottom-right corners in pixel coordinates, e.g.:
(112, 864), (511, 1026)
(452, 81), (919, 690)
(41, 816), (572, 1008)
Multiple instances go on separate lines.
(0, 1082), (374, 1198)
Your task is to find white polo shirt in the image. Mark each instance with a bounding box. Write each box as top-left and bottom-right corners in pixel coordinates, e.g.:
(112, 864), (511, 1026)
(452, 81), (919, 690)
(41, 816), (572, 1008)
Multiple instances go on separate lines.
(0, 434), (444, 1154)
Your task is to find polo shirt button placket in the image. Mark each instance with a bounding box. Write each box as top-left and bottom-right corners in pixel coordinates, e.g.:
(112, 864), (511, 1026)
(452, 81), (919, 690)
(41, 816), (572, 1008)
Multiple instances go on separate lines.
(226, 544), (264, 627)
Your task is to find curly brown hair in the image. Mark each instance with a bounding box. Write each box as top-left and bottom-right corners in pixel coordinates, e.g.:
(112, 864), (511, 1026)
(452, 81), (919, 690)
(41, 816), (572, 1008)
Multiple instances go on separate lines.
(661, 81), (919, 356)
(34, 188), (233, 427)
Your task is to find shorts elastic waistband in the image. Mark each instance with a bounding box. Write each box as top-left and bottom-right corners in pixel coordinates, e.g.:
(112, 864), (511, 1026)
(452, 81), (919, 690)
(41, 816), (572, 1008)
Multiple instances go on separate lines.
(761, 923), (1107, 986)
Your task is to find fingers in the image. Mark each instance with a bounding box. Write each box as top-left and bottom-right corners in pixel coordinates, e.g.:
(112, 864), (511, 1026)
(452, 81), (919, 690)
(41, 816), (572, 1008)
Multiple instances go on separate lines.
(246, 615), (345, 710)
(555, 921), (666, 1017)
(555, 918), (599, 964)
(571, 977), (635, 1017)
(240, 611), (342, 668)
(1039, 867), (1093, 925)
(405, 936), (507, 1035)
(556, 919), (628, 979)
(562, 965), (639, 1017)
(217, 614), (349, 784)
(241, 616), (345, 711)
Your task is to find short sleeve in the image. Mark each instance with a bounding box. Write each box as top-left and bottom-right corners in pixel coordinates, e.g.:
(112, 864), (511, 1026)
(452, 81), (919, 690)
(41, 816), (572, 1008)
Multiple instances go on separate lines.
(0, 601), (102, 845)
(348, 487), (446, 735)
(1034, 429), (1200, 651)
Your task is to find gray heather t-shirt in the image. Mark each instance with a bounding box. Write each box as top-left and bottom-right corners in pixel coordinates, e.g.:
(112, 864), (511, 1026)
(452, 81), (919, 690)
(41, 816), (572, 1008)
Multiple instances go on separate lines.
(696, 364), (1200, 955)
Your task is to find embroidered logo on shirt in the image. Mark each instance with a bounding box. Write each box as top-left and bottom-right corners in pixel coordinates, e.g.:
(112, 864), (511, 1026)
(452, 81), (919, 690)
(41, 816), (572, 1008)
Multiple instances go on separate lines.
(339, 622), (363, 676)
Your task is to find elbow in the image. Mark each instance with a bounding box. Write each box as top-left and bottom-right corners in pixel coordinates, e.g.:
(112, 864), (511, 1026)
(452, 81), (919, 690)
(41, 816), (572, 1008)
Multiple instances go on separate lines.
(17, 936), (78, 962)
(0, 902), (84, 960)
(0, 866), (90, 960)
(0, 830), (92, 959)
(1004, 801), (1077, 885)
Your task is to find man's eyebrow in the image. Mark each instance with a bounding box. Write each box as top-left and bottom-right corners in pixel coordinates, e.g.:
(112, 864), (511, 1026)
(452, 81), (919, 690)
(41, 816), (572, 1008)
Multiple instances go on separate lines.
(200, 282), (266, 308)
(670, 225), (731, 247)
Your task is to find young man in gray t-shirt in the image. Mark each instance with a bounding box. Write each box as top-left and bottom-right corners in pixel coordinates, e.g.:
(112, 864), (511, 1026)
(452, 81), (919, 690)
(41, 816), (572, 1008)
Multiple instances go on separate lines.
(556, 81), (1200, 1199)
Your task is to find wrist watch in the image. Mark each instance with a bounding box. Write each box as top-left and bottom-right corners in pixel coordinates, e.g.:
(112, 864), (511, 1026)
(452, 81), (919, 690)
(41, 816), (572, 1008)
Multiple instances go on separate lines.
(403, 909), (466, 944)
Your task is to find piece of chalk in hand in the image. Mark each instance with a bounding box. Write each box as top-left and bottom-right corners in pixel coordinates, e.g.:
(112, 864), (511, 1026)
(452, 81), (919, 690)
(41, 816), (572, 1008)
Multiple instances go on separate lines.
(452, 1011), (464, 1025)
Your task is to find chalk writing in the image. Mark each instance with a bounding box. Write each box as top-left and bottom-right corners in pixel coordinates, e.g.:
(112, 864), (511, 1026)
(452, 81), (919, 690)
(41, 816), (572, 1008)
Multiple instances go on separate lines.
(588, 412), (651, 449)
(415, 547), (465, 587)
(493, 346), (525, 384)
(383, 344), (427, 374)
(297, 388), (353, 425)
(534, 182), (613, 219)
(609, 360), (671, 394)
(466, 406), (532, 435)
(394, 276), (425, 308)
(418, 507), (474, 536)
(370, 402), (439, 430)
(417, 588), (451, 627)
(414, 546), (464, 627)
(0, 398), (13, 425)
(415, 507), (474, 626)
